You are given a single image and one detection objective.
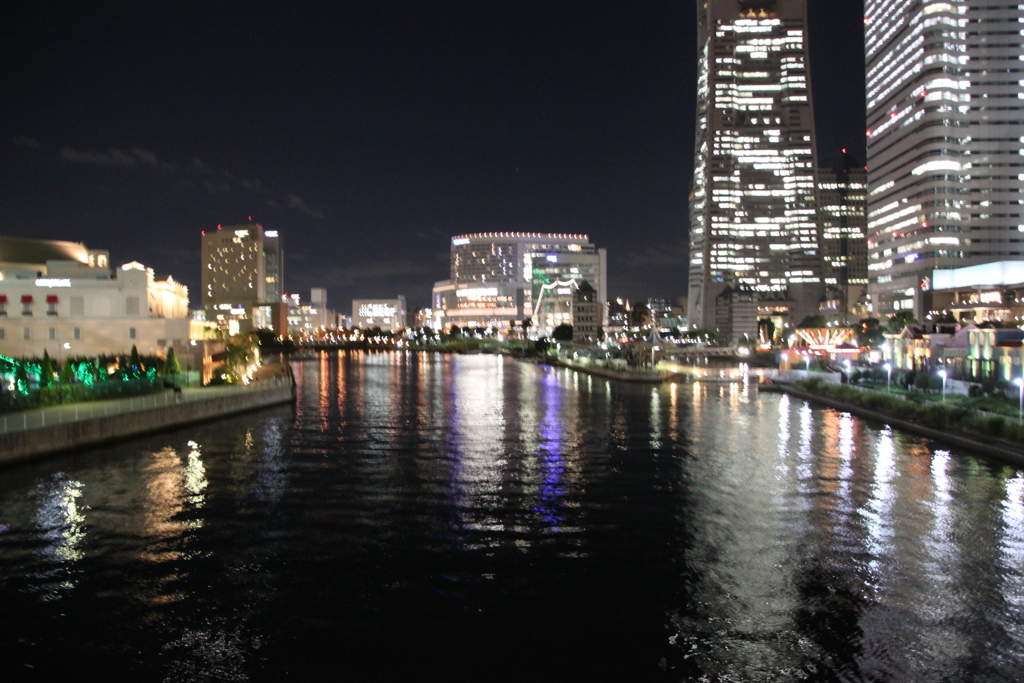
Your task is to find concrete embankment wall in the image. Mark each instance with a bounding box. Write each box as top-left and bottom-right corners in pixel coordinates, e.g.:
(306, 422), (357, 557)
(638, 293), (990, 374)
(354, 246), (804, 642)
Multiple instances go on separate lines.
(550, 360), (663, 383)
(0, 385), (294, 467)
(764, 384), (1024, 468)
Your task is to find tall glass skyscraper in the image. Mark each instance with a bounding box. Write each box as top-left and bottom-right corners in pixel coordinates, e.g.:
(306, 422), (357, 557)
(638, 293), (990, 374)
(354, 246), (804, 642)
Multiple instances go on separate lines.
(866, 1), (1024, 320)
(688, 0), (822, 331)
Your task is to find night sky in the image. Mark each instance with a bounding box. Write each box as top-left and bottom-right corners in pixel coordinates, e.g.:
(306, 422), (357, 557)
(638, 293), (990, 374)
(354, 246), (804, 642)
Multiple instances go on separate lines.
(1, 1), (866, 315)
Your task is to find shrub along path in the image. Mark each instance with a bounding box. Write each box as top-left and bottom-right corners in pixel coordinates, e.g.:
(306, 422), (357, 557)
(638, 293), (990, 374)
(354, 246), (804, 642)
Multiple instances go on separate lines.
(762, 380), (1024, 468)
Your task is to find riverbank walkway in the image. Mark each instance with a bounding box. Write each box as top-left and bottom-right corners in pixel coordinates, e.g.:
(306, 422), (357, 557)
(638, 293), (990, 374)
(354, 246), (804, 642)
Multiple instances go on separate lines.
(762, 382), (1024, 468)
(0, 362), (295, 465)
(0, 379), (290, 435)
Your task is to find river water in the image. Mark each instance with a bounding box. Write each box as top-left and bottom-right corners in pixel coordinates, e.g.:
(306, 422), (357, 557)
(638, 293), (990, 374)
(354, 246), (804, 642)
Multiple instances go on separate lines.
(1, 352), (1022, 682)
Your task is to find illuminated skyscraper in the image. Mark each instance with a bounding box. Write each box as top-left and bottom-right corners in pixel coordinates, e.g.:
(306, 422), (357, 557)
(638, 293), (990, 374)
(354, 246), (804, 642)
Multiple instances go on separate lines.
(688, 0), (823, 331)
(819, 153), (868, 323)
(263, 229), (284, 303)
(866, 2), (1024, 322)
(201, 223), (282, 332)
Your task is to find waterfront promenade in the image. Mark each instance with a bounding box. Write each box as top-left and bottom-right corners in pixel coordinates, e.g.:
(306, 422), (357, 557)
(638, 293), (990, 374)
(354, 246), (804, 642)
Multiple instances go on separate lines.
(0, 371), (294, 466)
(762, 381), (1024, 468)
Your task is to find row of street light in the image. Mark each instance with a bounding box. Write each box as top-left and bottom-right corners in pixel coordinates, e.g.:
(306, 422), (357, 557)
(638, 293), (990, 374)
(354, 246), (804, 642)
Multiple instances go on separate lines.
(879, 363), (1022, 423)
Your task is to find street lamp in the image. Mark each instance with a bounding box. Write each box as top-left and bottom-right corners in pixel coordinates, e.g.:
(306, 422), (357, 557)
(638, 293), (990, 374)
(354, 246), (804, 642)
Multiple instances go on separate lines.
(938, 369), (947, 401)
(1015, 378), (1023, 424)
(884, 363), (892, 393)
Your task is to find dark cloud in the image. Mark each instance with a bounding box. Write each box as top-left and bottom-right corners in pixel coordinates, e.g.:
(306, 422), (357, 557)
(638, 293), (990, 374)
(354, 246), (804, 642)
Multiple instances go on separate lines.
(239, 178), (270, 194)
(11, 136), (41, 148)
(57, 143), (321, 217)
(285, 193), (324, 219)
(61, 146), (150, 169)
(59, 145), (176, 171)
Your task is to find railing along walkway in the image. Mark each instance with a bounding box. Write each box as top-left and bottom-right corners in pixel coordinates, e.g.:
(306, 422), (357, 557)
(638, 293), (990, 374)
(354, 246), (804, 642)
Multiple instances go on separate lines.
(0, 377), (290, 435)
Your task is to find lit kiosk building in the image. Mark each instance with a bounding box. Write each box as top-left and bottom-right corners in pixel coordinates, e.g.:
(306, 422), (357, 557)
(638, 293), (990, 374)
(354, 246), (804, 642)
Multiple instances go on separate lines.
(687, 0), (823, 332)
(200, 223), (283, 334)
(866, 1), (1024, 322)
(432, 233), (606, 329)
(0, 236), (190, 358)
(818, 152), (869, 323)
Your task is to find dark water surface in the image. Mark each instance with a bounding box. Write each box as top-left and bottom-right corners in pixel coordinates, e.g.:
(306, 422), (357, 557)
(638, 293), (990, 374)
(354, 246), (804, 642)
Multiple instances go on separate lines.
(1, 352), (1023, 682)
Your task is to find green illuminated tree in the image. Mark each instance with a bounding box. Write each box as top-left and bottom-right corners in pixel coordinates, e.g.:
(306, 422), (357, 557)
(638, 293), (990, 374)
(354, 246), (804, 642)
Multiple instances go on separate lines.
(15, 363), (29, 394)
(129, 345), (142, 378)
(40, 350), (54, 387)
(887, 311), (919, 333)
(856, 318), (885, 347)
(164, 347), (181, 376)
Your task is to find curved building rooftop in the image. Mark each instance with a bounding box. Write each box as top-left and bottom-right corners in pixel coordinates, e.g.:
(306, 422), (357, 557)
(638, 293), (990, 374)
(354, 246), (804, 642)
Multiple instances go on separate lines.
(0, 236), (90, 270)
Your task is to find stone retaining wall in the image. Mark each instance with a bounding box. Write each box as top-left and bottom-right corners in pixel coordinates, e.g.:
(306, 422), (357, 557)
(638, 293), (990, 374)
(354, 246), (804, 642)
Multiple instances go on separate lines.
(0, 384), (294, 467)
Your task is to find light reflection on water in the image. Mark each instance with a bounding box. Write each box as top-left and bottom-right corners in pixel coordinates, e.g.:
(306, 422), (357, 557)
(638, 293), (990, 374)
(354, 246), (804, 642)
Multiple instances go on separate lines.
(0, 352), (1021, 681)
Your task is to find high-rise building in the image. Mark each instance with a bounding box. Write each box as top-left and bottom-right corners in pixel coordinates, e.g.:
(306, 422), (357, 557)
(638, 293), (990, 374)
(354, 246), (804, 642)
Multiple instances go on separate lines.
(200, 223), (282, 333)
(688, 0), (823, 331)
(263, 230), (284, 303)
(866, 1), (1024, 322)
(819, 152), (868, 323)
(432, 233), (606, 329)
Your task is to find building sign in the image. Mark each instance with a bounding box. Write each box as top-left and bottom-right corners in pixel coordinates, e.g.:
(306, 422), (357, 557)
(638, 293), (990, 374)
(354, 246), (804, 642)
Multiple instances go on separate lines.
(35, 279), (71, 287)
(456, 288), (499, 298)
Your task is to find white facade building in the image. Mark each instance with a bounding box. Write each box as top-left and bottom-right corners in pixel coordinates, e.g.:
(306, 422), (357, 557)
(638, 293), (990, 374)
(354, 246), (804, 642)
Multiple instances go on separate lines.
(353, 297), (407, 333)
(866, 1), (1024, 320)
(287, 289), (334, 338)
(0, 237), (190, 358)
(433, 232), (606, 329)
(688, 0), (823, 331)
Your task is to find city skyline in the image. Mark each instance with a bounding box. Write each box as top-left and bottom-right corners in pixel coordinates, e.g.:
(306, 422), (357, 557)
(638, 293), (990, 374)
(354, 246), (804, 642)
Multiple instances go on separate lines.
(1, 1), (867, 312)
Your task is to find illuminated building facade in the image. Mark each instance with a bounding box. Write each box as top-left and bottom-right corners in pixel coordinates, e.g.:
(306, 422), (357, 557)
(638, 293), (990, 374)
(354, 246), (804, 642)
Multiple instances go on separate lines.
(433, 233), (606, 328)
(200, 223), (282, 333)
(263, 230), (284, 303)
(352, 297), (407, 333)
(866, 1), (1024, 322)
(533, 279), (600, 342)
(818, 153), (868, 322)
(688, 0), (823, 331)
(0, 236), (191, 358)
(287, 289), (334, 339)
